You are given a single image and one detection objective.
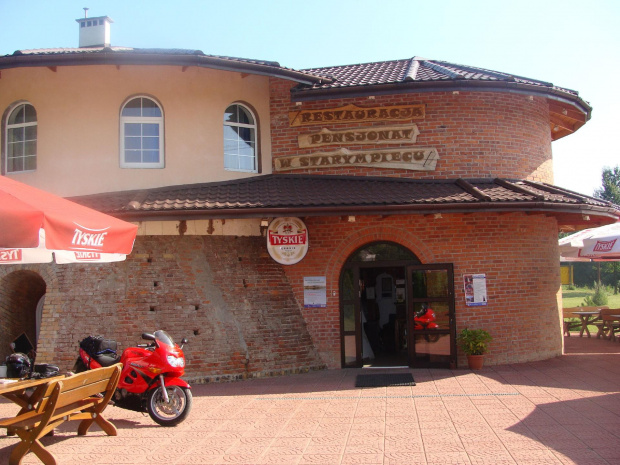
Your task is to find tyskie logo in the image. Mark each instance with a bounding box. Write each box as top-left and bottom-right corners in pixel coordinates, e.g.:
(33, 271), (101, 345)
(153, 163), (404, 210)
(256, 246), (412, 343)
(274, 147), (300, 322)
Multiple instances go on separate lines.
(593, 239), (617, 253)
(0, 249), (22, 262)
(74, 252), (102, 261)
(71, 226), (109, 249)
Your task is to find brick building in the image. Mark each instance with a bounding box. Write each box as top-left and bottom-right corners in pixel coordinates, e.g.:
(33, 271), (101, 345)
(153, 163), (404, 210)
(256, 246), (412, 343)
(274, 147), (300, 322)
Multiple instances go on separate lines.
(1, 16), (618, 380)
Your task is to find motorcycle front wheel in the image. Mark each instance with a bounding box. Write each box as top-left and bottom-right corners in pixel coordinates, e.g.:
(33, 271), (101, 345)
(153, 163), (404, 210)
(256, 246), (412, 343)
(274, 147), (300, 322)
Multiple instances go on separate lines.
(146, 385), (192, 427)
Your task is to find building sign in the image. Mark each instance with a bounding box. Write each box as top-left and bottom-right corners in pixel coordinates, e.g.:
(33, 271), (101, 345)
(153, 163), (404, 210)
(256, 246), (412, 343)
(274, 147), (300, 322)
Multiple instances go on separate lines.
(464, 274), (488, 306)
(267, 217), (309, 265)
(298, 125), (420, 148)
(274, 147), (439, 172)
(304, 276), (327, 308)
(289, 103), (425, 127)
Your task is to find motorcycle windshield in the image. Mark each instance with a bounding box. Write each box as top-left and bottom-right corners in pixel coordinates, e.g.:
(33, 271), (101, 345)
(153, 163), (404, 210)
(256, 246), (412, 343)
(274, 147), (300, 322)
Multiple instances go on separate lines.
(154, 330), (175, 348)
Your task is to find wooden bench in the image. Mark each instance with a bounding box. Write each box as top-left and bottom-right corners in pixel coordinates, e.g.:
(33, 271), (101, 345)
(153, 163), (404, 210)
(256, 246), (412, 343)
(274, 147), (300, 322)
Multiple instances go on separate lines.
(0, 363), (121, 465)
(563, 306), (607, 336)
(594, 308), (620, 340)
(563, 307), (581, 336)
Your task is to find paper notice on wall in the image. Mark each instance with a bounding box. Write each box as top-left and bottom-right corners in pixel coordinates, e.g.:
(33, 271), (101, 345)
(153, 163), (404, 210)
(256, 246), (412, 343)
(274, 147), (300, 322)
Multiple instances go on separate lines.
(463, 274), (488, 306)
(304, 276), (327, 308)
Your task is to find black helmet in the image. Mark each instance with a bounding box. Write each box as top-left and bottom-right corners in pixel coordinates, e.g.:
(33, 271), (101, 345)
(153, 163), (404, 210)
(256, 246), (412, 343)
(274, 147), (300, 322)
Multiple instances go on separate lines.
(6, 353), (31, 378)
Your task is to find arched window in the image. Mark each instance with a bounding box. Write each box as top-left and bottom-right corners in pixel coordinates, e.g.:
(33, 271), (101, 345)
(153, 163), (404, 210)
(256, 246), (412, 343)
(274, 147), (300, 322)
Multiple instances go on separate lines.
(120, 96), (164, 168)
(5, 103), (37, 173)
(223, 103), (257, 172)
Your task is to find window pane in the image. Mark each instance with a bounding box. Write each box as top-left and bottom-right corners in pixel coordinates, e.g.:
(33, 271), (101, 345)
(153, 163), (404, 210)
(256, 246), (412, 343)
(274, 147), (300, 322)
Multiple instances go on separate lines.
(125, 123), (142, 136)
(238, 127), (253, 142)
(7, 142), (18, 157)
(24, 156), (36, 171)
(142, 123), (159, 136)
(143, 107), (162, 117)
(222, 104), (256, 172)
(9, 157), (24, 172)
(223, 125), (237, 140)
(344, 335), (357, 366)
(24, 141), (37, 156)
(238, 145), (254, 158)
(411, 270), (448, 299)
(224, 106), (237, 123)
(125, 150), (141, 163)
(143, 151), (160, 163)
(224, 154), (238, 170)
(143, 136), (159, 149)
(344, 304), (355, 332)
(224, 140), (238, 152)
(125, 137), (142, 150)
(122, 99), (142, 117)
(8, 105), (25, 125)
(24, 104), (37, 123)
(9, 127), (24, 142)
(238, 107), (252, 125)
(239, 156), (255, 171)
(348, 242), (417, 263)
(25, 125), (37, 140)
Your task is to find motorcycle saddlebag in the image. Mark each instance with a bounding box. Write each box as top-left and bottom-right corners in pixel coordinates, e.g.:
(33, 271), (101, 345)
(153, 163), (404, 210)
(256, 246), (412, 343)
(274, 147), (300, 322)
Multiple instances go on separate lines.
(79, 335), (120, 367)
(32, 364), (60, 379)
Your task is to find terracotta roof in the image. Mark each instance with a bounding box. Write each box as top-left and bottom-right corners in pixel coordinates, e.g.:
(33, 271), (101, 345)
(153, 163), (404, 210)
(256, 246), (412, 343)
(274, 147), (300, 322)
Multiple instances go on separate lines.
(69, 175), (619, 224)
(0, 47), (328, 86)
(295, 57), (585, 106)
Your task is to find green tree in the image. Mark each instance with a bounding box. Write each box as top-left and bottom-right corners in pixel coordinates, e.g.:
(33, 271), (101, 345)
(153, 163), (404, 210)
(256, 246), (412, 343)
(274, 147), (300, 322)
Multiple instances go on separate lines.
(594, 166), (620, 204)
(593, 166), (620, 293)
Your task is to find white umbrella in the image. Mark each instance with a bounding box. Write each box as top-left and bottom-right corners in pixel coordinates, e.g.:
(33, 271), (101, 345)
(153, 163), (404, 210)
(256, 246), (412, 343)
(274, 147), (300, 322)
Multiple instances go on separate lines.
(559, 223), (620, 261)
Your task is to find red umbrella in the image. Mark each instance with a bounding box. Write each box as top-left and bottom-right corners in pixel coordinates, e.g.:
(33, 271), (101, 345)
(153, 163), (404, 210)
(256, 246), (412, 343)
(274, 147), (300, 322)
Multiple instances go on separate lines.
(0, 176), (137, 264)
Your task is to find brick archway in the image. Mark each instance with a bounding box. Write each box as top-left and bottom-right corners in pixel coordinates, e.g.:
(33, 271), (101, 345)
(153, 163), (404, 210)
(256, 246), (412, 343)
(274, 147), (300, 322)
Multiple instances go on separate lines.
(324, 225), (436, 286)
(0, 266), (60, 363)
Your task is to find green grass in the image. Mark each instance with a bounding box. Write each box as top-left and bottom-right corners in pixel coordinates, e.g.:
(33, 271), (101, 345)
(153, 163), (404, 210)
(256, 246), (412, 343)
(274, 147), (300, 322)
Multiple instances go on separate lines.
(562, 286), (620, 334)
(562, 286), (620, 308)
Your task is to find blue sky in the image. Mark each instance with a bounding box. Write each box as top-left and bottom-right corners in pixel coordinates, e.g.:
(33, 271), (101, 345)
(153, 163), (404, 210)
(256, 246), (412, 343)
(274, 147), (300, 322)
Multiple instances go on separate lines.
(1, 0), (618, 197)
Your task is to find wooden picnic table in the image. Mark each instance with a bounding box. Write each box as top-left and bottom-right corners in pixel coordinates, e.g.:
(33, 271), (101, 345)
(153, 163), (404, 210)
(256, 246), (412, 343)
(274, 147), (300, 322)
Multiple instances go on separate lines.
(570, 311), (601, 337)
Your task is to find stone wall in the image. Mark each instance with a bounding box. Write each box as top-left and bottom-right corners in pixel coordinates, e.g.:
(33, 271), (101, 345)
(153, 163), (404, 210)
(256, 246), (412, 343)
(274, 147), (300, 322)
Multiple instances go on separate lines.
(0, 236), (324, 380)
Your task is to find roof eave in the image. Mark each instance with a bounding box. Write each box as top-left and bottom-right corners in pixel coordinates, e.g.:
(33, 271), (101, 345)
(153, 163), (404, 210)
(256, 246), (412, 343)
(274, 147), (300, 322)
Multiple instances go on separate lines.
(110, 201), (619, 225)
(290, 79), (592, 121)
(0, 51), (325, 85)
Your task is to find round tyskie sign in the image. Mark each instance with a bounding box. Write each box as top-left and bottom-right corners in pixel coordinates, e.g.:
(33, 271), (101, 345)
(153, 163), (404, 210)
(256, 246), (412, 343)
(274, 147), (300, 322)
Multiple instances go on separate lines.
(266, 217), (309, 265)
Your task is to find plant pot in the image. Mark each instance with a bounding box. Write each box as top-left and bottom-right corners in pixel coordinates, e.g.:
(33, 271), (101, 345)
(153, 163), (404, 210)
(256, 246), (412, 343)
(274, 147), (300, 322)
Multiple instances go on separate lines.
(466, 354), (485, 370)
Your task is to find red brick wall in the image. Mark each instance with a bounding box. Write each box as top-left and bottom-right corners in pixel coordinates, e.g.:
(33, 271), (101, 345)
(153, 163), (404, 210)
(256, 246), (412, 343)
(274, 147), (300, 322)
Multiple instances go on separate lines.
(0, 270), (46, 361)
(0, 212), (562, 375)
(281, 212), (563, 368)
(270, 78), (554, 183)
(0, 236), (324, 380)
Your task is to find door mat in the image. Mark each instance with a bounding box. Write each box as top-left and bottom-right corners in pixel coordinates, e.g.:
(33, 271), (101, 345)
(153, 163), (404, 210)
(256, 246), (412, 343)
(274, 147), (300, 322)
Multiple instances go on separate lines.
(355, 373), (415, 387)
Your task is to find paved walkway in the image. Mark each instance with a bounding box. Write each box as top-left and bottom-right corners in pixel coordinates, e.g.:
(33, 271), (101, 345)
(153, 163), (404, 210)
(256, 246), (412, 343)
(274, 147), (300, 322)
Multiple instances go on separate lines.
(1, 335), (619, 465)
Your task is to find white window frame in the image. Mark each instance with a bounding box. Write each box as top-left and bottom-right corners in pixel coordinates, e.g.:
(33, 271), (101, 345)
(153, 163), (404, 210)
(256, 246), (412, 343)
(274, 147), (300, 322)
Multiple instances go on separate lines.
(120, 96), (164, 169)
(223, 103), (258, 173)
(5, 102), (37, 173)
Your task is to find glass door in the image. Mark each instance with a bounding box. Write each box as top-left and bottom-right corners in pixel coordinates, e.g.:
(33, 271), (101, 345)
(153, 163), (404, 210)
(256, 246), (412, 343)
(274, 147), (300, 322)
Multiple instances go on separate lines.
(340, 267), (361, 367)
(407, 264), (456, 368)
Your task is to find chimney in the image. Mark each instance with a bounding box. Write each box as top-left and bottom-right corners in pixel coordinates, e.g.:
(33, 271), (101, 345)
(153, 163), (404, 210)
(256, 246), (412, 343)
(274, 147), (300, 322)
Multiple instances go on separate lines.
(76, 9), (113, 48)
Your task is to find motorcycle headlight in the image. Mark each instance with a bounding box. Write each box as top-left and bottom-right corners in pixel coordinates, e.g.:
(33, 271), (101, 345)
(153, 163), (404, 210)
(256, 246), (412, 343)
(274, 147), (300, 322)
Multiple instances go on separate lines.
(167, 355), (185, 368)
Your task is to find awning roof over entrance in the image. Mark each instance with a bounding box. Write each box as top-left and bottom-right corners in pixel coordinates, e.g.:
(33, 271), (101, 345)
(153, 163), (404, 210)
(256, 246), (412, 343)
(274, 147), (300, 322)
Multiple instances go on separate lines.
(69, 175), (620, 230)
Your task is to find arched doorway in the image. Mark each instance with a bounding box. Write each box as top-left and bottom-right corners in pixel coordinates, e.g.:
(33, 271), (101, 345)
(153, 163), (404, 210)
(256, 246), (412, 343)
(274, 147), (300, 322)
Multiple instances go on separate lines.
(0, 270), (46, 360)
(340, 242), (456, 368)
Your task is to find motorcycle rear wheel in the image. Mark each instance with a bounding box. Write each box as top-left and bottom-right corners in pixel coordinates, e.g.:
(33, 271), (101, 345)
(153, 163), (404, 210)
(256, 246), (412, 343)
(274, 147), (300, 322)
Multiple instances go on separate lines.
(146, 385), (192, 427)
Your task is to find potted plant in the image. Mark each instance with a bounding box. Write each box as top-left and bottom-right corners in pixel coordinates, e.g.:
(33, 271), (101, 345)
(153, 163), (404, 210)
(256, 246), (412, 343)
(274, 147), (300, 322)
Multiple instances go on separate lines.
(457, 328), (492, 370)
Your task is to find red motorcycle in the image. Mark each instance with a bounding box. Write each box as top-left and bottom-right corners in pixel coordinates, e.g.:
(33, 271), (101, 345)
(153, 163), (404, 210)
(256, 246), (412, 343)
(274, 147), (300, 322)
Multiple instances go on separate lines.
(414, 304), (440, 342)
(414, 304), (438, 330)
(74, 330), (192, 426)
